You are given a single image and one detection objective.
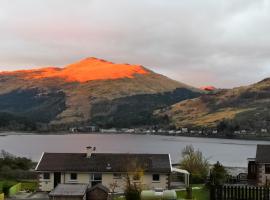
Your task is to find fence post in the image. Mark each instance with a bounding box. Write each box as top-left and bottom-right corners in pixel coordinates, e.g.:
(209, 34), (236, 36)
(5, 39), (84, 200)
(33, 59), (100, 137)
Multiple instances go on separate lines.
(210, 185), (216, 200)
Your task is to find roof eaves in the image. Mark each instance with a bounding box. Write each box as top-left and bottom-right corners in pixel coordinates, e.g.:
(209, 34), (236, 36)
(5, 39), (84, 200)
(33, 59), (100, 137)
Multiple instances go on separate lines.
(35, 152), (45, 171)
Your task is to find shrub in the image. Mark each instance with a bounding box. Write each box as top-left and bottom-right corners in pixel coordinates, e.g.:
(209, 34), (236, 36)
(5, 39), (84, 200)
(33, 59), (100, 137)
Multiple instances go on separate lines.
(124, 176), (141, 200)
(180, 145), (210, 184)
(208, 161), (228, 186)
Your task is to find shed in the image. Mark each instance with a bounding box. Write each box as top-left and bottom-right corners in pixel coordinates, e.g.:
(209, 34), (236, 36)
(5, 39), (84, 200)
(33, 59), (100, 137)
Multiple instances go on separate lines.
(87, 184), (109, 200)
(49, 184), (88, 200)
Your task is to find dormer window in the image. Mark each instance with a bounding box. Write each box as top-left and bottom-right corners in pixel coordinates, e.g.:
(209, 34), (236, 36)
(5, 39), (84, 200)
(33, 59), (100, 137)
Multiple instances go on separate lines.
(106, 163), (112, 170)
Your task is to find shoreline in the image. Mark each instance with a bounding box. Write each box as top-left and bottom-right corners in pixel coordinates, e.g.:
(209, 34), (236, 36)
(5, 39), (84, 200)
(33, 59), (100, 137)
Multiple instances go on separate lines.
(1, 130), (270, 142)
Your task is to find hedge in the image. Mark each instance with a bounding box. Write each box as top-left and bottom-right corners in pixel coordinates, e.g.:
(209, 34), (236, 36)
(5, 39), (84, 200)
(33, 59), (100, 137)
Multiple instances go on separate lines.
(8, 183), (21, 196)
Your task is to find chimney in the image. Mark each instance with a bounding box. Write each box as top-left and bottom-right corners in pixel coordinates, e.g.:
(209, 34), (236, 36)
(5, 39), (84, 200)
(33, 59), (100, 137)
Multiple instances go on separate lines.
(86, 146), (96, 158)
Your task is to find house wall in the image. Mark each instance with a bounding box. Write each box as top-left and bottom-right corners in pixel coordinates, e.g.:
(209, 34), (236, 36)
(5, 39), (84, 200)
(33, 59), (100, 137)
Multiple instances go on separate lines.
(257, 163), (270, 186)
(38, 173), (55, 192)
(38, 172), (170, 192)
(101, 173), (169, 193)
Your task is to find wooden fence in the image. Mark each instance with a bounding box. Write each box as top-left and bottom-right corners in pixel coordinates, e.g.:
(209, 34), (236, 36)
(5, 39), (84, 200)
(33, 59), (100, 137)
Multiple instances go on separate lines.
(210, 185), (270, 200)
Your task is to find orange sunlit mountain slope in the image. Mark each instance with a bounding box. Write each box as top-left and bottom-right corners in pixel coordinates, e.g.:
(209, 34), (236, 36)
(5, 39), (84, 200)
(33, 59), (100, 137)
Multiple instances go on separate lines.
(0, 57), (149, 83)
(0, 57), (200, 128)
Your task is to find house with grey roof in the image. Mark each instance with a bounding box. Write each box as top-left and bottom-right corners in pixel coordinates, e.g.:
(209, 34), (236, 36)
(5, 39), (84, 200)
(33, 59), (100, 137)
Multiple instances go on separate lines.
(35, 147), (173, 193)
(248, 145), (270, 186)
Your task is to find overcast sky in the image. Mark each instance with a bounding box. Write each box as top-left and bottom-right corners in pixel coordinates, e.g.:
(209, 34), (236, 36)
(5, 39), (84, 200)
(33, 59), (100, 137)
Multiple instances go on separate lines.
(0, 0), (270, 88)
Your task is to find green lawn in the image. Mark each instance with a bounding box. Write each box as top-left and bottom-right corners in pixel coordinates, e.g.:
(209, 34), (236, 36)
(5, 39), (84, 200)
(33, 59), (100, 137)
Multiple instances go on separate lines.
(176, 185), (209, 200)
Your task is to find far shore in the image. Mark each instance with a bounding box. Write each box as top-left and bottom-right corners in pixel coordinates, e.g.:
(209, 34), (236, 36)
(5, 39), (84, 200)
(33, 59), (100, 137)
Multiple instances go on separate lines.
(1, 130), (270, 142)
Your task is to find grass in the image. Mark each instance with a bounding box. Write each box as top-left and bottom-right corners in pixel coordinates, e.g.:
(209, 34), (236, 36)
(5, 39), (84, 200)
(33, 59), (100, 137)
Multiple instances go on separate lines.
(113, 185), (209, 200)
(176, 185), (209, 200)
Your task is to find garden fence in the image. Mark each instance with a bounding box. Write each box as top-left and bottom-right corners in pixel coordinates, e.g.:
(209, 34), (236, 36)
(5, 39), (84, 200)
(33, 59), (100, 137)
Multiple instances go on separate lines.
(210, 185), (270, 200)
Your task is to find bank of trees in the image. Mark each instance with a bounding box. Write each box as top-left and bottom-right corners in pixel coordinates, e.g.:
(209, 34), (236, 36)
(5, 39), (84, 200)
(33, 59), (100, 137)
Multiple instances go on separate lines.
(0, 150), (36, 180)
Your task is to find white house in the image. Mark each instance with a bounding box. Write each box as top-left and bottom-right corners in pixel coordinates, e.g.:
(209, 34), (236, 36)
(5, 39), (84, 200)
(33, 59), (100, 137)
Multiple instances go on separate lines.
(35, 147), (173, 193)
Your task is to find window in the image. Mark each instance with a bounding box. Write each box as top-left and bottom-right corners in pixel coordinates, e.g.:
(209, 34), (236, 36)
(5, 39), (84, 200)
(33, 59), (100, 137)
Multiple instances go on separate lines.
(70, 173), (77, 180)
(265, 165), (270, 174)
(43, 173), (50, 180)
(113, 173), (122, 179)
(152, 174), (160, 182)
(90, 173), (102, 186)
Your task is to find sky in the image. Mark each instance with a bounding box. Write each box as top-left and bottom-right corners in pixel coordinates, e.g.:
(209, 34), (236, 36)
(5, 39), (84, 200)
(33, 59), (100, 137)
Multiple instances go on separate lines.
(0, 0), (270, 88)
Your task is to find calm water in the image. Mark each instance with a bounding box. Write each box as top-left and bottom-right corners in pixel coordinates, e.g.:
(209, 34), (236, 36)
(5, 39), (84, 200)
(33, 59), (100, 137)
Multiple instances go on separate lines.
(0, 133), (270, 167)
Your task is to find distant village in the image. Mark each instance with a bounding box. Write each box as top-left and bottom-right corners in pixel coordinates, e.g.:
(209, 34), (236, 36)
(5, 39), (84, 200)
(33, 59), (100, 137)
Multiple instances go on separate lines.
(69, 126), (269, 139)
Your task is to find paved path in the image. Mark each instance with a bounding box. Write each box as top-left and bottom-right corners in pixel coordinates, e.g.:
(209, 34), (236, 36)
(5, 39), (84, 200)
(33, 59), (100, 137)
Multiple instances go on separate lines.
(7, 192), (49, 200)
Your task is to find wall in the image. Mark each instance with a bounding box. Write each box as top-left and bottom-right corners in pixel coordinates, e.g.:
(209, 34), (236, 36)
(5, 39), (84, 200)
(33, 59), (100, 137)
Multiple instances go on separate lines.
(257, 163), (270, 186)
(38, 173), (54, 192)
(39, 172), (169, 192)
(101, 173), (169, 192)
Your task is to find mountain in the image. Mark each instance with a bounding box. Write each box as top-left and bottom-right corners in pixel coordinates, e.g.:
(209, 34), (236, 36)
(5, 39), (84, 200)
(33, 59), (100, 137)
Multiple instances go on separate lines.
(155, 78), (270, 131)
(0, 57), (201, 131)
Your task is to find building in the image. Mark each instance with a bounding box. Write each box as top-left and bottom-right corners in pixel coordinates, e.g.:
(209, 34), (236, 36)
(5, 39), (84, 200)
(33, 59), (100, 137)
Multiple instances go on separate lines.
(87, 184), (109, 200)
(35, 147), (172, 192)
(49, 184), (88, 200)
(248, 145), (270, 186)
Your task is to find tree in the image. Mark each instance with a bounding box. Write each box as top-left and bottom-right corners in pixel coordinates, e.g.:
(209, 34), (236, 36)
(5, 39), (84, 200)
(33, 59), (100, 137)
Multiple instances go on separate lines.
(124, 175), (141, 200)
(209, 161), (228, 186)
(180, 145), (210, 183)
(124, 159), (144, 200)
(109, 181), (119, 200)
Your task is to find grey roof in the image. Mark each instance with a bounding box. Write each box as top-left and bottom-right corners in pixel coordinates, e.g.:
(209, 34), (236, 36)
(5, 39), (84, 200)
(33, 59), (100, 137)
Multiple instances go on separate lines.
(49, 184), (88, 197)
(36, 153), (171, 173)
(256, 145), (270, 163)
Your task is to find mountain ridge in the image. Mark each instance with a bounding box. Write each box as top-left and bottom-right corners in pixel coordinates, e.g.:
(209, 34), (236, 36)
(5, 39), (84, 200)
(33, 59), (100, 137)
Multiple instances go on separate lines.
(0, 57), (201, 131)
(155, 77), (270, 132)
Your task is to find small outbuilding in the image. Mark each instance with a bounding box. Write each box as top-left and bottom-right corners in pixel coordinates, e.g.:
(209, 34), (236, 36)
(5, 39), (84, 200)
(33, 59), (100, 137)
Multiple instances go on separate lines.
(49, 184), (88, 200)
(87, 184), (109, 200)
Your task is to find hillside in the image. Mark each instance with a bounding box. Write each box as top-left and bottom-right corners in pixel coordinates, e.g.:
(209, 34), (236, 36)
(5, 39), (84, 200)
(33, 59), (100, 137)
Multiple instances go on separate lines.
(0, 57), (200, 131)
(155, 78), (270, 131)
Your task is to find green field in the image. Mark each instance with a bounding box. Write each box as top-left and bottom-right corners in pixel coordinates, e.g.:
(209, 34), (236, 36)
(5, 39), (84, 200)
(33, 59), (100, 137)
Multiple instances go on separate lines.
(176, 185), (209, 200)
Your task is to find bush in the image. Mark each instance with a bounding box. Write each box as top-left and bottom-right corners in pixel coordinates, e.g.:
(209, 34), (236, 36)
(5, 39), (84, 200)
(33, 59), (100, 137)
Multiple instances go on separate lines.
(180, 145), (210, 184)
(208, 161), (228, 186)
(0, 150), (36, 180)
(124, 176), (141, 200)
(124, 185), (141, 200)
